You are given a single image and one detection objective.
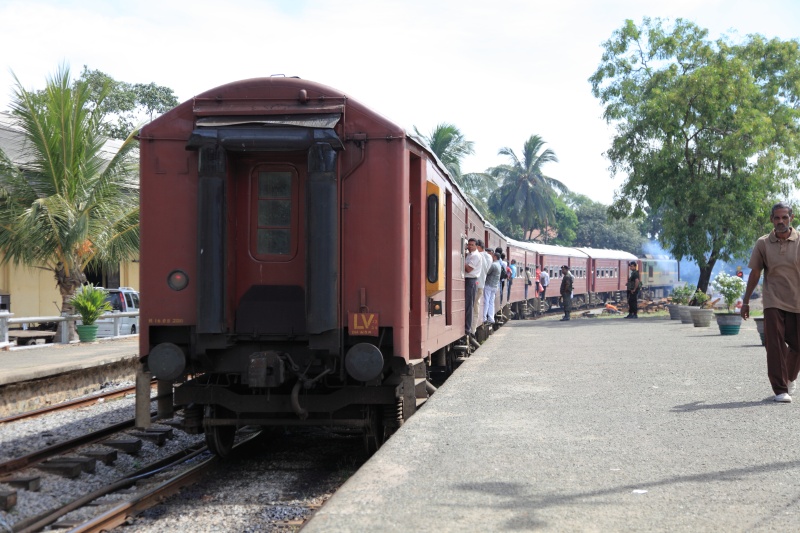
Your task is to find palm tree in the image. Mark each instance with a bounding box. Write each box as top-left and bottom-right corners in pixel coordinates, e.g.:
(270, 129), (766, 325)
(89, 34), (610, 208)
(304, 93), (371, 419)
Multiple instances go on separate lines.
(0, 66), (140, 339)
(413, 123), (474, 184)
(488, 135), (568, 241)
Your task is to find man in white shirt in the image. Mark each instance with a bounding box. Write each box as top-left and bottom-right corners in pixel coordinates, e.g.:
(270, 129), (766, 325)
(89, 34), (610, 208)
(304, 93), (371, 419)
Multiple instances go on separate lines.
(474, 240), (493, 332)
(464, 238), (482, 337)
(539, 268), (550, 300)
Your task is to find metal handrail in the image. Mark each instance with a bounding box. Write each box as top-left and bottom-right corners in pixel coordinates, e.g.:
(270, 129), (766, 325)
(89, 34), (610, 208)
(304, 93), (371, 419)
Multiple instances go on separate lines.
(0, 310), (140, 345)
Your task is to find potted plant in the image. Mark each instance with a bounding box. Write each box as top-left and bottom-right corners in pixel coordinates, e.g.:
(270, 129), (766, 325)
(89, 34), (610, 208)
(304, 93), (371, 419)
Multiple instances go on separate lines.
(70, 284), (112, 342)
(710, 272), (747, 335)
(689, 290), (714, 327)
(671, 284), (697, 324)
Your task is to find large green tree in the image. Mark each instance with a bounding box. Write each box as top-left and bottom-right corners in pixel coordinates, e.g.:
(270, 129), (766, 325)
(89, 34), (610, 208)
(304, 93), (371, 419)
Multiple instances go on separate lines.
(0, 66), (140, 338)
(590, 18), (800, 291)
(488, 134), (568, 241)
(572, 197), (645, 254)
(78, 66), (179, 140)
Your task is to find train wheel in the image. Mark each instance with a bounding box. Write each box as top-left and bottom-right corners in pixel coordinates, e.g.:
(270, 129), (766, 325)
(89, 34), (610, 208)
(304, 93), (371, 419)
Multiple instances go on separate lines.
(204, 406), (236, 458)
(363, 406), (386, 455)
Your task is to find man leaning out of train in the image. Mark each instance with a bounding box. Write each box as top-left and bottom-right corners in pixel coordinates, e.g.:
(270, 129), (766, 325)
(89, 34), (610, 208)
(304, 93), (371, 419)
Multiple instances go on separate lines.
(464, 238), (483, 337)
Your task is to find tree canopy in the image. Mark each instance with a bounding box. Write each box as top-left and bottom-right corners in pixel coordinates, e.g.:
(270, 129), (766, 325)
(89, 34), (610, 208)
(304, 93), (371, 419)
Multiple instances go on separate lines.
(77, 66), (179, 140)
(413, 122), (474, 183)
(571, 196), (645, 254)
(488, 134), (568, 240)
(590, 18), (800, 290)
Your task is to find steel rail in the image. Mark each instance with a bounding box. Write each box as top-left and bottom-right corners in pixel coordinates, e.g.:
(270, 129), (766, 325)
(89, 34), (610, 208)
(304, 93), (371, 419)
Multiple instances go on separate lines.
(0, 384), (147, 425)
(0, 410), (157, 476)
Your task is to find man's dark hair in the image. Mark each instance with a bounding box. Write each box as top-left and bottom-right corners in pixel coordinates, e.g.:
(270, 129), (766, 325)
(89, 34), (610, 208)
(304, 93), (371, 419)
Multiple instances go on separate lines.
(771, 201), (794, 217)
(468, 237), (477, 243)
(475, 239), (484, 248)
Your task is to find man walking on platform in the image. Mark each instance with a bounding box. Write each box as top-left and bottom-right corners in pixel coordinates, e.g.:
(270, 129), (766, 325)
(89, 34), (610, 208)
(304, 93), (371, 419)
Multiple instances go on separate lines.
(742, 202), (800, 403)
(626, 261), (640, 318)
(559, 265), (573, 321)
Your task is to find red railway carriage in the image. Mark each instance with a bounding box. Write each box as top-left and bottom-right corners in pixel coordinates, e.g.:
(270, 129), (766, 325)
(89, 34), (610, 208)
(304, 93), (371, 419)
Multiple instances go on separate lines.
(138, 77), (502, 455)
(519, 242), (589, 307)
(576, 248), (639, 304)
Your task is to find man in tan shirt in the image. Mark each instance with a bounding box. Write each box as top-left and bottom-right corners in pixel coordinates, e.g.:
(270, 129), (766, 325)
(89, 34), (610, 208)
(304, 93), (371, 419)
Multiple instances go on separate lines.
(742, 202), (800, 402)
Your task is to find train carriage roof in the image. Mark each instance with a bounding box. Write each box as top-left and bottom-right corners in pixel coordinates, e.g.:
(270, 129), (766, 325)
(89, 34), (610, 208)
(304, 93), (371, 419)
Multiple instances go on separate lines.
(574, 247), (638, 261)
(506, 238), (589, 258)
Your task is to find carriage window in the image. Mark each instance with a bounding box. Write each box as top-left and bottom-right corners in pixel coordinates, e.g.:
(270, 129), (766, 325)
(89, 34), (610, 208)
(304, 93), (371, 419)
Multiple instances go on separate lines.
(253, 169), (297, 259)
(426, 194), (439, 283)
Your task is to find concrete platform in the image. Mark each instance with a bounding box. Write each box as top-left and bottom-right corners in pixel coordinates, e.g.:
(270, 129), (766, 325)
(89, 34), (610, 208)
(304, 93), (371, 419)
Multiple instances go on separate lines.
(0, 337), (139, 416)
(0, 337), (138, 387)
(304, 315), (797, 532)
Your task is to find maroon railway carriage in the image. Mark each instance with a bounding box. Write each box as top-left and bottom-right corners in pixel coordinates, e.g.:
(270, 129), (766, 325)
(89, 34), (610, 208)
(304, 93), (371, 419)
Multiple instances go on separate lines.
(575, 248), (639, 305)
(138, 77), (525, 455)
(516, 242), (590, 309)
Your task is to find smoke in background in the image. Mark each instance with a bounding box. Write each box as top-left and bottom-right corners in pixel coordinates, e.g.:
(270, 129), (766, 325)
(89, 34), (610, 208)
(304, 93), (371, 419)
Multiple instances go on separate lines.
(643, 241), (752, 285)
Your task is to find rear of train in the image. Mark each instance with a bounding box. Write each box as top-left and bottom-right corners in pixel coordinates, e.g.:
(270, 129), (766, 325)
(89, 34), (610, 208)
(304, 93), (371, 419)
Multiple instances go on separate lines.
(138, 77), (429, 455)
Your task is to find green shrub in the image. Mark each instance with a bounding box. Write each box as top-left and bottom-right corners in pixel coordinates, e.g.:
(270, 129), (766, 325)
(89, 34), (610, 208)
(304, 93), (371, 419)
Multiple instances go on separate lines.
(671, 284), (696, 305)
(70, 284), (112, 326)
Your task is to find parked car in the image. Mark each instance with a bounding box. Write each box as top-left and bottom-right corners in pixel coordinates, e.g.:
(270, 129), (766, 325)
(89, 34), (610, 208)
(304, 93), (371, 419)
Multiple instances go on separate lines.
(96, 287), (140, 337)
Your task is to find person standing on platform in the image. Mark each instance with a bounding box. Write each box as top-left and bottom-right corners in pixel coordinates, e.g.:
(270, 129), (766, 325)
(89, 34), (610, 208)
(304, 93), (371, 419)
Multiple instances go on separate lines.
(559, 265), (574, 321)
(464, 238), (482, 338)
(626, 261), (640, 319)
(483, 250), (501, 325)
(742, 202), (800, 403)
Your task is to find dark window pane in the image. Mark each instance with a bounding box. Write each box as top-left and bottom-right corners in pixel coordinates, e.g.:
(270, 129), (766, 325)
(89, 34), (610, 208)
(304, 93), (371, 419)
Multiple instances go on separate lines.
(259, 172), (292, 198)
(257, 229), (291, 255)
(258, 199), (291, 226)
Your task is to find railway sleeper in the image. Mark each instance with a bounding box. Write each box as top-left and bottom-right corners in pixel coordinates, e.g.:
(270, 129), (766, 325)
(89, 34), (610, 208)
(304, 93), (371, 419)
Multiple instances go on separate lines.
(0, 489), (16, 511)
(102, 438), (143, 454)
(3, 476), (40, 492)
(36, 461), (83, 479)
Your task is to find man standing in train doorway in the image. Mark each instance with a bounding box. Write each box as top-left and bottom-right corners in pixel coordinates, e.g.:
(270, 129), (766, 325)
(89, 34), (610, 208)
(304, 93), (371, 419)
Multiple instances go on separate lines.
(464, 238), (483, 338)
(626, 261), (640, 319)
(539, 267), (549, 301)
(559, 265), (573, 321)
(742, 202), (800, 403)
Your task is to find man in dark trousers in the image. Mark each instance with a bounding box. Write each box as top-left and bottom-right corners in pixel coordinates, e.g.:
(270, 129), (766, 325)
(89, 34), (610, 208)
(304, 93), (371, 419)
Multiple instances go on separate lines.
(626, 261), (640, 318)
(559, 265), (573, 321)
(742, 202), (800, 403)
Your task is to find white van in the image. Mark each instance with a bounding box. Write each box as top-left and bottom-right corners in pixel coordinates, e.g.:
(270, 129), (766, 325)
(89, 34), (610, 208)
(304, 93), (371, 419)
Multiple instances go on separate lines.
(96, 287), (140, 337)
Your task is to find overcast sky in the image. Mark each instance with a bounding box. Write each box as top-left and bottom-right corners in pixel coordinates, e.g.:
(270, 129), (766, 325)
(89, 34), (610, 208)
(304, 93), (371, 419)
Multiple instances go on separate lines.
(1, 0), (798, 204)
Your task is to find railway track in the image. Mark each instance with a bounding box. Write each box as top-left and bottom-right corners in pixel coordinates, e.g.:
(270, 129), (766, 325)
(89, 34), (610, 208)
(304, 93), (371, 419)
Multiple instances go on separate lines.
(0, 382), (156, 425)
